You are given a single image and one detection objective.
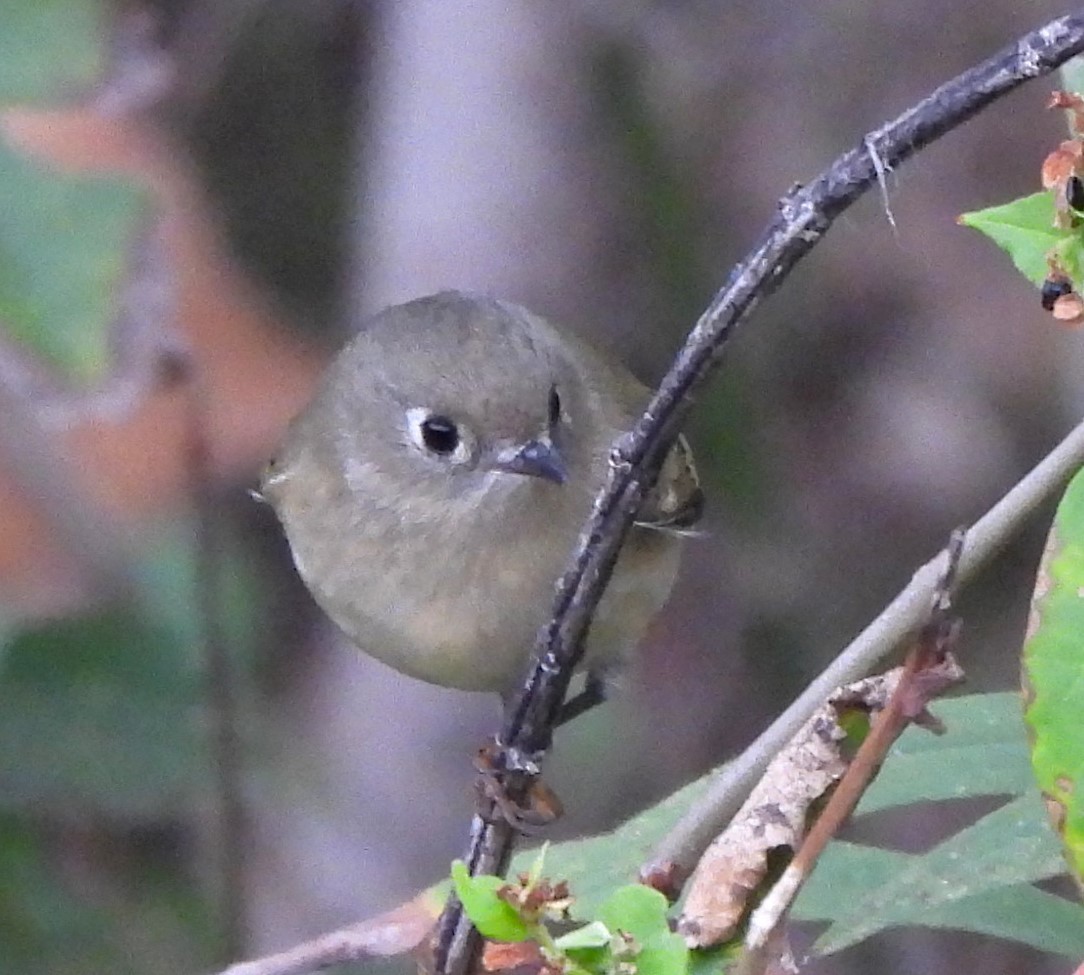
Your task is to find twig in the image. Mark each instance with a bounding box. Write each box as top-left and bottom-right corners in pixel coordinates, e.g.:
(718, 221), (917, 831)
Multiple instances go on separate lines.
(676, 668), (904, 948)
(744, 530), (966, 952)
(207, 894), (435, 975)
(644, 410), (1084, 882)
(436, 14), (1084, 975)
(864, 136), (898, 234)
(182, 362), (246, 962)
(207, 408), (1084, 975)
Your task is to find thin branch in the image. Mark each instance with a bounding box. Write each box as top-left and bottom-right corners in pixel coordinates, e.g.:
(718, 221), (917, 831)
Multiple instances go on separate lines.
(744, 530), (966, 952)
(677, 668), (903, 948)
(644, 412), (1084, 881)
(182, 363), (246, 962)
(208, 895), (435, 975)
(436, 12), (1084, 975)
(210, 406), (1084, 975)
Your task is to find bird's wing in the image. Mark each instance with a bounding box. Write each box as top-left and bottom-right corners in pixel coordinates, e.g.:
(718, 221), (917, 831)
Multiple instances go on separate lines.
(635, 433), (704, 532)
(546, 315), (705, 533)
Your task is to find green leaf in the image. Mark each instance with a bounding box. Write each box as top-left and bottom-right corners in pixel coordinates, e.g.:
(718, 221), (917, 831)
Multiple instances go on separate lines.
(799, 841), (1084, 957)
(508, 695), (1030, 925)
(554, 920), (611, 951)
(512, 773), (712, 920)
(794, 842), (905, 918)
(687, 942), (743, 975)
(856, 693), (1032, 814)
(0, 610), (205, 819)
(799, 792), (1082, 956)
(597, 885), (673, 942)
(439, 696), (1054, 961)
(0, 0), (105, 103)
(512, 695), (1036, 931)
(1023, 467), (1084, 891)
(598, 886), (688, 975)
(0, 0), (150, 383)
(635, 937), (691, 975)
(959, 191), (1081, 286)
(450, 861), (531, 943)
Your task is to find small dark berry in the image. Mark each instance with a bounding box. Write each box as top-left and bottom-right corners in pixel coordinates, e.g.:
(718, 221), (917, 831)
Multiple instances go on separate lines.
(1041, 276), (1074, 311)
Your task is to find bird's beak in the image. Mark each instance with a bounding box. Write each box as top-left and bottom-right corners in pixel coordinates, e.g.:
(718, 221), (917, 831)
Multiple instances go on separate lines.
(494, 438), (568, 485)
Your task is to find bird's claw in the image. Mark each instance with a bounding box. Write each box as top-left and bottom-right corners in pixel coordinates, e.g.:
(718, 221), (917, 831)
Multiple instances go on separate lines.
(473, 742), (563, 833)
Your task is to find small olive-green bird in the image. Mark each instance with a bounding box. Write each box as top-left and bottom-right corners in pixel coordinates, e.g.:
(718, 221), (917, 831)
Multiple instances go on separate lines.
(261, 291), (701, 706)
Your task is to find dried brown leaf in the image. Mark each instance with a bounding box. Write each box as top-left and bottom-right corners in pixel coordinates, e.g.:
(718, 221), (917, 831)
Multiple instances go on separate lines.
(676, 672), (901, 948)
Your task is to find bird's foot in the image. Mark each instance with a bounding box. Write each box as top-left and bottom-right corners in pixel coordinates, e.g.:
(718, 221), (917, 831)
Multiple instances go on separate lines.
(473, 741), (563, 833)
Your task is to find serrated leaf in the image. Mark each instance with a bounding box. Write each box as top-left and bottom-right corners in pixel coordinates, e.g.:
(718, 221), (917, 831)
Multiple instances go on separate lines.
(1023, 467), (1084, 892)
(799, 792), (1078, 955)
(450, 861), (531, 943)
(856, 693), (1032, 814)
(959, 191), (1081, 286)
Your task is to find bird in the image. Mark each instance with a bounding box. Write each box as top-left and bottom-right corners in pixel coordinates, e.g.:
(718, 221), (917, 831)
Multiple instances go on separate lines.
(260, 291), (702, 711)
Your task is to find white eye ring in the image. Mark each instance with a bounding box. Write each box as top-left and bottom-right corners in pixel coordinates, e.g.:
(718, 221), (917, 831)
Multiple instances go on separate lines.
(406, 407), (473, 464)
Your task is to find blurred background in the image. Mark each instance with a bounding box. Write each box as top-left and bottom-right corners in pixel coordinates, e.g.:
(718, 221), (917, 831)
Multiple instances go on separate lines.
(1, 1), (1080, 972)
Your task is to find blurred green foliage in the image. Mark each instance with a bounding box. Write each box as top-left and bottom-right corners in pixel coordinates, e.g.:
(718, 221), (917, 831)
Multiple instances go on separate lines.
(0, 0), (146, 382)
(0, 522), (265, 972)
(0, 5), (241, 970)
(0, 0), (103, 104)
(0, 609), (204, 818)
(0, 150), (146, 381)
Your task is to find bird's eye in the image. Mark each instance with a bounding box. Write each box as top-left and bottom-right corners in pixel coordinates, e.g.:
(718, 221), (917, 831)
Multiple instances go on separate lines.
(419, 414), (460, 455)
(548, 386), (562, 426)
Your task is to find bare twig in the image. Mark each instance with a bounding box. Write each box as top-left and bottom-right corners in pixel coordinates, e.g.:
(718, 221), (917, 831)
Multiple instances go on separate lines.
(676, 668), (904, 948)
(436, 14), (1084, 975)
(744, 530), (966, 952)
(644, 411), (1084, 882)
(207, 413), (1084, 975)
(210, 894), (435, 975)
(182, 363), (246, 962)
